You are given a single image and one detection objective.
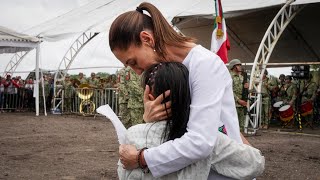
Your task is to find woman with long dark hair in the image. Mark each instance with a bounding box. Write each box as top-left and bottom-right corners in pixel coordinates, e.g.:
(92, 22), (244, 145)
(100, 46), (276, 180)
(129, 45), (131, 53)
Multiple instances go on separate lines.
(117, 63), (264, 179)
(110, 2), (258, 179)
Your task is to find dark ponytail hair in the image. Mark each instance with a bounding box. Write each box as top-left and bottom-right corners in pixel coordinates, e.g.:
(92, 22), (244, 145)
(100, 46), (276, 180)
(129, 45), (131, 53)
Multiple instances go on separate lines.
(109, 2), (195, 60)
(142, 62), (190, 141)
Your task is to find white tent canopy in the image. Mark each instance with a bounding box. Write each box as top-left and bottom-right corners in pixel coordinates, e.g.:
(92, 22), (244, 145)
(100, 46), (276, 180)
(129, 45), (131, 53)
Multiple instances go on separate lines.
(0, 26), (39, 54)
(0, 0), (318, 63)
(174, 1), (320, 65)
(0, 26), (42, 116)
(23, 0), (201, 41)
(19, 0), (319, 42)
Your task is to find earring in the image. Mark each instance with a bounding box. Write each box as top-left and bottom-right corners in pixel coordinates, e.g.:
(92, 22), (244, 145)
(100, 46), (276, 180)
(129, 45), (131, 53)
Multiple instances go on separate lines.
(153, 49), (156, 52)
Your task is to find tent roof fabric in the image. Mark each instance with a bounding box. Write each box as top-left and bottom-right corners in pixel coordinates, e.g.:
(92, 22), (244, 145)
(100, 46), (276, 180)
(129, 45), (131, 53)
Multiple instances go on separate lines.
(20, 0), (319, 42)
(1, 0), (320, 57)
(0, 26), (39, 54)
(175, 3), (320, 64)
(0, 26), (39, 43)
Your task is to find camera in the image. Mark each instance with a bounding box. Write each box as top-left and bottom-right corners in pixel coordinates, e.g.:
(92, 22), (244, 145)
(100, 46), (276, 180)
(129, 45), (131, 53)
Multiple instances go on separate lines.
(291, 65), (310, 79)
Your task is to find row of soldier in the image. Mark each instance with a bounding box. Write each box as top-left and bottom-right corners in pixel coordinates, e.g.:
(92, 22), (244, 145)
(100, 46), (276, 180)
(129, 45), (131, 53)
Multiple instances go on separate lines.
(229, 59), (319, 131)
(64, 72), (118, 89)
(61, 72), (119, 113)
(0, 71), (119, 112)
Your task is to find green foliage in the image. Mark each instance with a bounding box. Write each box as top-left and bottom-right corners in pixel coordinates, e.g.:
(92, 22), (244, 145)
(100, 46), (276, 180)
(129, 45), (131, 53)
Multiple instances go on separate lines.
(69, 74), (79, 79)
(96, 72), (110, 78)
(310, 65), (319, 71)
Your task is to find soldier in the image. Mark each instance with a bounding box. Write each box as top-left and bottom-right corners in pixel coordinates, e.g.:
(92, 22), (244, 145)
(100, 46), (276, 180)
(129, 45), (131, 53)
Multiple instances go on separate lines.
(127, 68), (144, 127)
(87, 72), (99, 88)
(39, 75), (51, 111)
(78, 72), (87, 84)
(229, 59), (249, 131)
(299, 74), (317, 125)
(63, 75), (74, 113)
(279, 74), (285, 86)
(104, 75), (113, 88)
(96, 75), (101, 88)
(276, 74), (286, 100)
(280, 76), (297, 107)
(260, 70), (272, 129)
(117, 67), (131, 128)
(300, 74), (317, 104)
(268, 74), (280, 109)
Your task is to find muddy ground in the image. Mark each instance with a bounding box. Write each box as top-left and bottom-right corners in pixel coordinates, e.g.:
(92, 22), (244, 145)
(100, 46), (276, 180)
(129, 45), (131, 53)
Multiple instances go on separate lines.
(0, 113), (319, 180)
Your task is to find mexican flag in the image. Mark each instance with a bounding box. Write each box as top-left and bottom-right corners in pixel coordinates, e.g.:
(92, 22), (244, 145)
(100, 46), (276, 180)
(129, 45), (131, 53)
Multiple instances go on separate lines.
(210, 0), (230, 64)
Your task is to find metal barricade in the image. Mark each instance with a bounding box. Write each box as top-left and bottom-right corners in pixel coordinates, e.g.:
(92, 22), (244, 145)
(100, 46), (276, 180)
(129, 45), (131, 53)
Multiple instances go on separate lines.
(0, 86), (119, 116)
(0, 87), (30, 112)
(62, 87), (119, 116)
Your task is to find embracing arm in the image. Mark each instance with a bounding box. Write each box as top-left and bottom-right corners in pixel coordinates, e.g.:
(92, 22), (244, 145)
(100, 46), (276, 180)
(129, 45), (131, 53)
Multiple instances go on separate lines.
(211, 133), (265, 179)
(143, 57), (235, 177)
(119, 52), (242, 177)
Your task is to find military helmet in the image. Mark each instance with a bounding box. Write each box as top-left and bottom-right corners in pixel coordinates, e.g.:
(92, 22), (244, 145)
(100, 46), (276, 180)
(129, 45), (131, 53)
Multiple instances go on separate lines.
(228, 59), (242, 70)
(285, 75), (292, 80)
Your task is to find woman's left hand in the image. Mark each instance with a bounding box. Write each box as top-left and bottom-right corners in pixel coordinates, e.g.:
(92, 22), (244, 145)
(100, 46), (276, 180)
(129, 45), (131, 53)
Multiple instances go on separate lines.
(119, 144), (139, 169)
(143, 85), (171, 122)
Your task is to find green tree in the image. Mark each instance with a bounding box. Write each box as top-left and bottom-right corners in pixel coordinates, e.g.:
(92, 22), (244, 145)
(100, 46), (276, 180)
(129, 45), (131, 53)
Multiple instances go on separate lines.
(96, 72), (110, 78)
(310, 65), (319, 71)
(70, 74), (78, 79)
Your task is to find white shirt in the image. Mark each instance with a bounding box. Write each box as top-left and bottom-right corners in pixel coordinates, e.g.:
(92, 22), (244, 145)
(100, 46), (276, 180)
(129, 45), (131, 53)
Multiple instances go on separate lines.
(25, 83), (34, 90)
(144, 45), (242, 178)
(119, 122), (264, 180)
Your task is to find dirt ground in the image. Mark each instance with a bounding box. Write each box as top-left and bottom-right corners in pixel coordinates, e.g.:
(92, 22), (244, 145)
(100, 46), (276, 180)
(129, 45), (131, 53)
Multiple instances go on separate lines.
(0, 113), (319, 180)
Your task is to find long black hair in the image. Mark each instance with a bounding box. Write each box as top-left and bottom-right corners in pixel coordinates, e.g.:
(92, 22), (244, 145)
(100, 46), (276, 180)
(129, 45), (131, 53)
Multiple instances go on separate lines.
(142, 62), (190, 141)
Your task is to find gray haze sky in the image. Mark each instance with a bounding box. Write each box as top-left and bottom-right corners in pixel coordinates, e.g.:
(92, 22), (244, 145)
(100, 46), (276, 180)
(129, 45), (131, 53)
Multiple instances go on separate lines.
(0, 0), (290, 78)
(0, 0), (123, 78)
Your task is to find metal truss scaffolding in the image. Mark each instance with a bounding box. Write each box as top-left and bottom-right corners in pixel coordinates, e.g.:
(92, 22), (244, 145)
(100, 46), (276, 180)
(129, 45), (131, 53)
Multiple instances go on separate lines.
(53, 31), (99, 111)
(3, 51), (30, 76)
(244, 0), (305, 134)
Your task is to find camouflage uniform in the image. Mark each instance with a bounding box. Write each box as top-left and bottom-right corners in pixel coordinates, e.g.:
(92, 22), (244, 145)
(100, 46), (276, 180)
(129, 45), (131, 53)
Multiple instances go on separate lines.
(299, 79), (317, 123)
(277, 82), (286, 102)
(230, 71), (246, 130)
(87, 78), (99, 88)
(127, 68), (144, 127)
(118, 67), (131, 128)
(39, 79), (51, 110)
(268, 75), (279, 105)
(88, 77), (100, 106)
(261, 77), (272, 127)
(78, 77), (87, 84)
(281, 82), (297, 108)
(63, 78), (74, 113)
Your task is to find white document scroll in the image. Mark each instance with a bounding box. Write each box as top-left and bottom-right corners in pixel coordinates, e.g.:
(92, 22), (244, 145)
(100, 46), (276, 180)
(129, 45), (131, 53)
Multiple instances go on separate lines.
(96, 105), (127, 144)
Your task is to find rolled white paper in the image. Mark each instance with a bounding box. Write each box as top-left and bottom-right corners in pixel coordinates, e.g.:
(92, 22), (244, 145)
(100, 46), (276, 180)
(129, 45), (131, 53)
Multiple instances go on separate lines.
(96, 105), (127, 144)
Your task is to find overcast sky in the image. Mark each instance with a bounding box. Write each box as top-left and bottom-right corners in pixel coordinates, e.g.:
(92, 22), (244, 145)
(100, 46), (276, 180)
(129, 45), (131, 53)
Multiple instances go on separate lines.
(0, 0), (123, 78)
(0, 0), (291, 79)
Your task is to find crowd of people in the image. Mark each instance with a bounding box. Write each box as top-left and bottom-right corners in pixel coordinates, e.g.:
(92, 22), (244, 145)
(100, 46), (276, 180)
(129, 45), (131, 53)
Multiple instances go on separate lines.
(0, 72), (120, 113)
(228, 59), (320, 130)
(0, 74), (35, 112)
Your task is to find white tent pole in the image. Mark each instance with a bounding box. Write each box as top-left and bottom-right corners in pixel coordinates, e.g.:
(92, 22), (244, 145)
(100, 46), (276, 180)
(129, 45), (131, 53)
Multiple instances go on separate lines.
(35, 44), (40, 116)
(40, 70), (47, 116)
